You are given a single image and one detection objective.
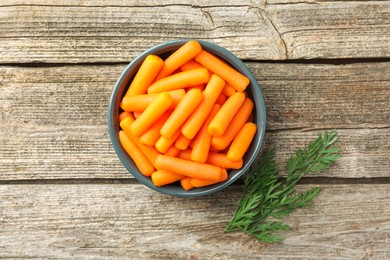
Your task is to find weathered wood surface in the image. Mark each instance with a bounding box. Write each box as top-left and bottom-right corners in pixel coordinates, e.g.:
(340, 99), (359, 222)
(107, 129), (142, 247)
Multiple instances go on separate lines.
(1, 0), (389, 62)
(0, 184), (389, 259)
(2, 63), (388, 130)
(1, 1), (389, 258)
(1, 64), (389, 180)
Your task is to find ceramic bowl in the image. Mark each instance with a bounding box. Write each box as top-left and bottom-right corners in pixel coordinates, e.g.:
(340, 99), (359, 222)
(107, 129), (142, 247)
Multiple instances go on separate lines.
(108, 39), (266, 197)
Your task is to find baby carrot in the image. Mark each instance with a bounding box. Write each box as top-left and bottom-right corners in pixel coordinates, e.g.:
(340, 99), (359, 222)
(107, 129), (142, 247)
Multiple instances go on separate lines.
(208, 91), (246, 137)
(191, 104), (220, 163)
(180, 59), (204, 71)
(119, 111), (134, 122)
(181, 74), (225, 139)
(191, 168), (228, 188)
(121, 89), (185, 112)
(222, 83), (236, 97)
(155, 40), (203, 81)
(155, 127), (182, 153)
(178, 149), (192, 161)
(179, 149), (243, 169)
(139, 111), (171, 147)
(155, 154), (222, 181)
(130, 92), (173, 137)
(227, 122), (257, 161)
(209, 146), (220, 153)
(118, 130), (155, 176)
(164, 145), (181, 157)
(147, 68), (210, 94)
(160, 88), (203, 139)
(206, 152), (243, 169)
(187, 84), (205, 92)
(180, 59), (212, 79)
(119, 117), (161, 167)
(195, 50), (250, 92)
(151, 169), (184, 187)
(125, 54), (164, 96)
(211, 97), (254, 150)
(188, 138), (196, 149)
(215, 93), (226, 106)
(175, 134), (192, 150)
(133, 111), (142, 118)
(180, 177), (194, 191)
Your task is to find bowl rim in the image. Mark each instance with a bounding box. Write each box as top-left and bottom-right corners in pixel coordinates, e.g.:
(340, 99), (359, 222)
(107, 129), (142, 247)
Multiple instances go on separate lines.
(108, 39), (266, 197)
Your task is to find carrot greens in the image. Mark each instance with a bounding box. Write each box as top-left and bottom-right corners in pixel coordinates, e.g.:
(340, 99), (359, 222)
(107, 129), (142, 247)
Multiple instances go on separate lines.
(225, 130), (341, 243)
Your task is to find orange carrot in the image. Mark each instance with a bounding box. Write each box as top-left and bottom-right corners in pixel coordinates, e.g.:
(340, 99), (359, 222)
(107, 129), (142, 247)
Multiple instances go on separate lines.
(208, 91), (246, 137)
(119, 111), (133, 122)
(160, 88), (203, 139)
(147, 68), (210, 94)
(187, 84), (205, 92)
(125, 55), (164, 96)
(130, 92), (173, 137)
(180, 59), (212, 78)
(139, 111), (171, 147)
(211, 97), (254, 150)
(155, 154), (222, 181)
(178, 149), (192, 161)
(121, 89), (185, 112)
(120, 117), (161, 166)
(132, 138), (161, 167)
(215, 93), (226, 106)
(206, 152), (243, 169)
(191, 104), (220, 163)
(195, 50), (250, 92)
(209, 146), (220, 153)
(181, 74), (225, 139)
(188, 138), (196, 149)
(155, 40), (203, 81)
(180, 59), (204, 71)
(222, 83), (236, 97)
(118, 130), (155, 176)
(155, 127), (182, 153)
(164, 145), (181, 157)
(191, 168), (228, 188)
(151, 169), (184, 187)
(133, 111), (142, 119)
(227, 122), (257, 161)
(175, 134), (192, 150)
(180, 177), (194, 191)
(179, 149), (243, 169)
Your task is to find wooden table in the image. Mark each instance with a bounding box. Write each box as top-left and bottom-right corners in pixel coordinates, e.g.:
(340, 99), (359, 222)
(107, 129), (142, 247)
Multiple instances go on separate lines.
(1, 1), (389, 259)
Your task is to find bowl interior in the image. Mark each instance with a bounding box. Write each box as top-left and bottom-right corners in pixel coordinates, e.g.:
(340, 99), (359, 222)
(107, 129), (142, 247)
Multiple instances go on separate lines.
(108, 39), (266, 197)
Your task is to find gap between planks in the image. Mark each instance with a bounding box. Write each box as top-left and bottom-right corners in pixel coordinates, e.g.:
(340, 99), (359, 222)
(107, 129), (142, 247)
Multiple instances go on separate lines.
(0, 177), (389, 186)
(0, 57), (390, 68)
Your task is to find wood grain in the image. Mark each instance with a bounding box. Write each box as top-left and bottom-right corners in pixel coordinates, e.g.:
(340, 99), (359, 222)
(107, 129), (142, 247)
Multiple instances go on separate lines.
(0, 0), (389, 62)
(0, 184), (389, 259)
(1, 64), (389, 180)
(250, 62), (390, 130)
(1, 1), (389, 259)
(1, 62), (389, 130)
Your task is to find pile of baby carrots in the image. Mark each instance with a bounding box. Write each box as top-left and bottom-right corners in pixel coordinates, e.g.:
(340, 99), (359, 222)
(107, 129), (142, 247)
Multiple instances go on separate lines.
(118, 39), (257, 191)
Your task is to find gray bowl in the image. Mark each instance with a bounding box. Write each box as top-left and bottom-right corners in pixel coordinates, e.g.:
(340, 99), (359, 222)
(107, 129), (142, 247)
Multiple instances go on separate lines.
(108, 39), (266, 197)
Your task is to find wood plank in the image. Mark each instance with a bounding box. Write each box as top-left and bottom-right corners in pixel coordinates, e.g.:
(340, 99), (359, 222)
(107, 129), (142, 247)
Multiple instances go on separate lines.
(263, 128), (390, 178)
(0, 1), (389, 62)
(265, 0), (390, 59)
(1, 125), (388, 179)
(1, 63), (389, 130)
(0, 184), (389, 259)
(251, 62), (390, 130)
(1, 64), (389, 179)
